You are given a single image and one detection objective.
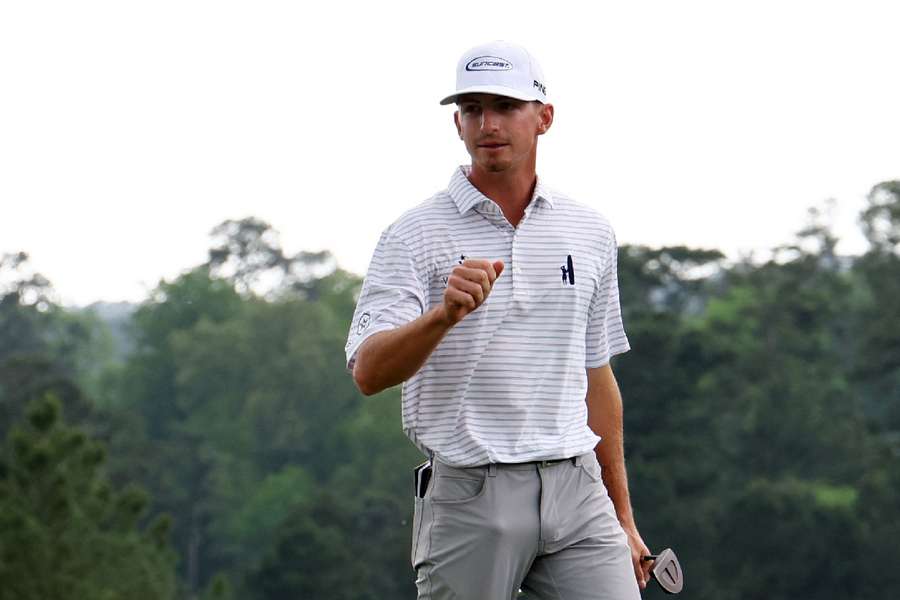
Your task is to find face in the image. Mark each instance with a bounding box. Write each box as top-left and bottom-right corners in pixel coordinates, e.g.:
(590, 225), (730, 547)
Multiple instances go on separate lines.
(454, 94), (553, 174)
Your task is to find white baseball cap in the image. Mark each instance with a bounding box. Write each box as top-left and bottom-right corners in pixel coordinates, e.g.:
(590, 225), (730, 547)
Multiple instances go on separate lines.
(439, 41), (548, 106)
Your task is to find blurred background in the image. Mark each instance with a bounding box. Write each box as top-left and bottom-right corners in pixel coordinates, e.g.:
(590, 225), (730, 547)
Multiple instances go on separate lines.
(2, 2), (899, 599)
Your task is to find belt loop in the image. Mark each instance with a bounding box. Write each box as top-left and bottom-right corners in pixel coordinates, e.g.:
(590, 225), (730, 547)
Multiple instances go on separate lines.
(573, 454), (584, 467)
(488, 463), (497, 477)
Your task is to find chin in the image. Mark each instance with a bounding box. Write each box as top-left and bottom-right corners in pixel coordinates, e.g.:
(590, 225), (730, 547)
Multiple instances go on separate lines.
(479, 159), (512, 173)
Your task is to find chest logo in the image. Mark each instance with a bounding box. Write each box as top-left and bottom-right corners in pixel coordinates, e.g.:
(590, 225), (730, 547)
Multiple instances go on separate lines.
(560, 255), (575, 285)
(440, 255), (467, 286)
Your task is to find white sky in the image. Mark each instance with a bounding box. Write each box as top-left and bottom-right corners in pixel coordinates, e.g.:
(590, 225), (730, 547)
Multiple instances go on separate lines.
(2, 1), (898, 306)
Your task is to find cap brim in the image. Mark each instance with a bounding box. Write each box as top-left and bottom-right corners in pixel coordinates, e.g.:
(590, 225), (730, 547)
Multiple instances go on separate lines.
(439, 84), (544, 106)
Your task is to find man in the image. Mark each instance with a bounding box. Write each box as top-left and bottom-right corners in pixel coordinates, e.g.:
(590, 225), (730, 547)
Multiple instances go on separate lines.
(345, 41), (651, 599)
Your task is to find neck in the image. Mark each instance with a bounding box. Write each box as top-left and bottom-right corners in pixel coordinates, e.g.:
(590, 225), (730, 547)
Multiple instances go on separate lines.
(467, 159), (537, 228)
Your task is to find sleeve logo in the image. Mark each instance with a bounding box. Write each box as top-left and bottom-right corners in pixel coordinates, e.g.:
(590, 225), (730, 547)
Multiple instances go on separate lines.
(357, 312), (371, 335)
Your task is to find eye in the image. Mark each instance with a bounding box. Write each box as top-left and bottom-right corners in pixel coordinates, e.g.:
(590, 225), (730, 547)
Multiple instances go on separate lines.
(460, 104), (481, 116)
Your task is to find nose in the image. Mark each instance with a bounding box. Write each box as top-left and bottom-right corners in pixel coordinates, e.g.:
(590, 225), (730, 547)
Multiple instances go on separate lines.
(479, 108), (500, 133)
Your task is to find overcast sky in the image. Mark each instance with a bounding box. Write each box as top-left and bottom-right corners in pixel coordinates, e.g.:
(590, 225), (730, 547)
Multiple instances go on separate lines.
(2, 1), (898, 306)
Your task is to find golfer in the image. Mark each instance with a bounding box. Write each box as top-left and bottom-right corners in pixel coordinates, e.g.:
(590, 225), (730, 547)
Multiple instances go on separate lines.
(346, 41), (650, 599)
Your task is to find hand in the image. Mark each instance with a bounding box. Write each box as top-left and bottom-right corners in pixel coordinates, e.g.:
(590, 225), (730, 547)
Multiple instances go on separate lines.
(441, 259), (504, 326)
(624, 526), (652, 590)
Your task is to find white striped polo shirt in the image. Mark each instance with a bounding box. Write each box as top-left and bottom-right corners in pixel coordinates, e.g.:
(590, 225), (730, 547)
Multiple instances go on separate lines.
(346, 166), (630, 467)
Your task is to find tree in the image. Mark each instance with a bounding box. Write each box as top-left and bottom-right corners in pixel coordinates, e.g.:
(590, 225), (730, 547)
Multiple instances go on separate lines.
(100, 267), (244, 592)
(715, 478), (863, 600)
(206, 217), (338, 300)
(0, 395), (177, 600)
(0, 251), (54, 311)
(853, 181), (900, 432)
(246, 488), (413, 600)
(0, 253), (102, 441)
(859, 181), (900, 254)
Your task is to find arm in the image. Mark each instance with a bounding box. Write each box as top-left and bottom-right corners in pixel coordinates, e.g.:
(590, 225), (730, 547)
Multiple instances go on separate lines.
(352, 306), (451, 395)
(352, 258), (504, 396)
(585, 364), (652, 590)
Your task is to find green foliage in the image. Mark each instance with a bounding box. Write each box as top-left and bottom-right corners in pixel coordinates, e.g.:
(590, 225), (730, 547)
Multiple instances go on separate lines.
(0, 251), (54, 311)
(89, 222), (389, 593)
(860, 180), (900, 252)
(201, 573), (234, 600)
(206, 216), (340, 300)
(6, 193), (900, 599)
(812, 482), (858, 509)
(607, 200), (898, 600)
(0, 395), (177, 600)
(0, 258), (107, 445)
(714, 477), (864, 600)
(210, 466), (315, 567)
(246, 487), (413, 600)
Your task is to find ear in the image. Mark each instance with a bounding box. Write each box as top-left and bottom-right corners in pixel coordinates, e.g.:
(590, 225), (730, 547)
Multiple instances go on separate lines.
(454, 110), (463, 139)
(536, 103), (554, 136)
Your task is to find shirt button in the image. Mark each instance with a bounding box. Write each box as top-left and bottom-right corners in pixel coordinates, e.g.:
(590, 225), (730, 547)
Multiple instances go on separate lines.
(513, 266), (522, 274)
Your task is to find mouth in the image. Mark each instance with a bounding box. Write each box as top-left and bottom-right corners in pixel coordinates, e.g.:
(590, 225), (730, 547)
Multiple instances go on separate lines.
(477, 142), (508, 150)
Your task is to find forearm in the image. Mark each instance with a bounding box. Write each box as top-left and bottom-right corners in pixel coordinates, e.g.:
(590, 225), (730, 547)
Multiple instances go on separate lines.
(598, 438), (637, 531)
(586, 365), (637, 531)
(352, 305), (452, 395)
(352, 258), (503, 396)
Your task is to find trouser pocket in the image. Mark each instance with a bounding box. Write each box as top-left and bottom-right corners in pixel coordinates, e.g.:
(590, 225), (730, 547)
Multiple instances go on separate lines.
(411, 497), (424, 567)
(429, 460), (488, 504)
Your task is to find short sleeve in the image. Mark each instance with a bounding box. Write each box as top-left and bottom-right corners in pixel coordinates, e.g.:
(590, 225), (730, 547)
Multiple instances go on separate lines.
(345, 227), (426, 370)
(585, 230), (630, 368)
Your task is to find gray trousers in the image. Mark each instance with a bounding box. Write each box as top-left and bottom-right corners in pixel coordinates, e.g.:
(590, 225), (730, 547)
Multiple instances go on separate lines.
(411, 452), (641, 600)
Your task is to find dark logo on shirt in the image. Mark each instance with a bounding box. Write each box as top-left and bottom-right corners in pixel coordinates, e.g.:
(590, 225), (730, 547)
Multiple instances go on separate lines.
(441, 254), (466, 285)
(465, 56), (512, 71)
(560, 255), (575, 285)
(441, 255), (467, 286)
(357, 312), (371, 335)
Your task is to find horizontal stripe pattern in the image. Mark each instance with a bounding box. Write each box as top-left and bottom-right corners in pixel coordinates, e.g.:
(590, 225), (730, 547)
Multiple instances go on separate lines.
(346, 167), (629, 467)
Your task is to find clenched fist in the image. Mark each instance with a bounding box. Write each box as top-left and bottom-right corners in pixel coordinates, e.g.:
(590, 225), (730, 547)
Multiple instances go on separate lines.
(442, 258), (505, 326)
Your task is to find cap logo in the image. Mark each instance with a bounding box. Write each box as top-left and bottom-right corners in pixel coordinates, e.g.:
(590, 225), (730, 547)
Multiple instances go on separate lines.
(466, 56), (512, 71)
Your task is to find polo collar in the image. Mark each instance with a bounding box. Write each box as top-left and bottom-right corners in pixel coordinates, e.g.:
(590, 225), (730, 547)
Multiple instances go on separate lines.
(448, 166), (555, 215)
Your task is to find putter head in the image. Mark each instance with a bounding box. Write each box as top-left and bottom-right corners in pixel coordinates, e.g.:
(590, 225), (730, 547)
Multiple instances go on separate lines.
(647, 548), (683, 594)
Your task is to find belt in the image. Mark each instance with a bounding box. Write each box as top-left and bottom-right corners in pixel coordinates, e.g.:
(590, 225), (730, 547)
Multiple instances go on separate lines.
(485, 455), (582, 471)
(532, 456), (578, 468)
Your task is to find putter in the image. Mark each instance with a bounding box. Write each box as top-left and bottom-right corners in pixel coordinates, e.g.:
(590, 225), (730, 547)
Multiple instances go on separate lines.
(641, 548), (683, 594)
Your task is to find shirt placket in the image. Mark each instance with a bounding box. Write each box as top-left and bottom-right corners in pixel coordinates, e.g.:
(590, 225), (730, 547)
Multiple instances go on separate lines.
(475, 199), (538, 307)
(511, 202), (538, 306)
